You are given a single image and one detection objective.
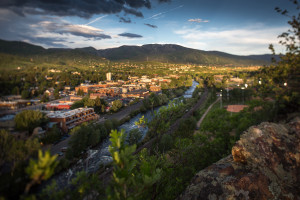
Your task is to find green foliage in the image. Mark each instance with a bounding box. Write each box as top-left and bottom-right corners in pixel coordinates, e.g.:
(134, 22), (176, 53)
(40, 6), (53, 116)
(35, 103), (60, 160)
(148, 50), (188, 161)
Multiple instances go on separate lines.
(76, 89), (84, 96)
(41, 93), (49, 103)
(14, 110), (48, 134)
(70, 97), (107, 114)
(107, 129), (136, 200)
(25, 150), (58, 194)
(12, 86), (20, 95)
(53, 89), (60, 99)
(158, 134), (173, 153)
(39, 171), (104, 200)
(21, 90), (30, 99)
(70, 100), (84, 109)
(107, 130), (162, 200)
(41, 125), (61, 144)
(135, 115), (147, 128)
(66, 123), (110, 160)
(111, 100), (123, 112)
(176, 116), (197, 138)
(126, 128), (142, 145)
(0, 130), (40, 175)
(254, 1), (300, 114)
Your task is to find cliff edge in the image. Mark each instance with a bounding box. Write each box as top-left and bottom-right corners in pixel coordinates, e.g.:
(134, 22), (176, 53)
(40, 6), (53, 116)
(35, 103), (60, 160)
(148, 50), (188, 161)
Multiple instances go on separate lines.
(178, 117), (300, 200)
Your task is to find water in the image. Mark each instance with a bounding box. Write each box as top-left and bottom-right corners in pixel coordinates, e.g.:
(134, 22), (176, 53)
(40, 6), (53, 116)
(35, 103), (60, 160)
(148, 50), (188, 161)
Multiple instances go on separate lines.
(183, 81), (198, 98)
(50, 81), (199, 187)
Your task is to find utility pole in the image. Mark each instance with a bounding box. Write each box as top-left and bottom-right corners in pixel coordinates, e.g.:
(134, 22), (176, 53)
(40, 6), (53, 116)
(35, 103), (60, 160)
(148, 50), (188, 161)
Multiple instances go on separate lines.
(220, 89), (222, 108)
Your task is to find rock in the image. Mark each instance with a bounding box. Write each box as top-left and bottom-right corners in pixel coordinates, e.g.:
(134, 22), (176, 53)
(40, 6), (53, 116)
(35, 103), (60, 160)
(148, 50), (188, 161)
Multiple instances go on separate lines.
(178, 117), (300, 200)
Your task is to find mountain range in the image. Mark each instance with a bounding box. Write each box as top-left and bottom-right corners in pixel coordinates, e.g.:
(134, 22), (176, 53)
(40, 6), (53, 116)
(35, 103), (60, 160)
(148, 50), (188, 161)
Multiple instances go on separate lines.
(0, 39), (276, 66)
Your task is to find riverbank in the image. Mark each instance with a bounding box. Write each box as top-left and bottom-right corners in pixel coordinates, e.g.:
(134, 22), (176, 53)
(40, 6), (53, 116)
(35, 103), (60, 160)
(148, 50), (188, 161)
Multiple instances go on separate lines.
(42, 82), (199, 190)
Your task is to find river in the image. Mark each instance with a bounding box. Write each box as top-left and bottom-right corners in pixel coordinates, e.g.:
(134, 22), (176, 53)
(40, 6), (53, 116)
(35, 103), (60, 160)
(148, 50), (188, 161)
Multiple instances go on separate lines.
(50, 81), (199, 188)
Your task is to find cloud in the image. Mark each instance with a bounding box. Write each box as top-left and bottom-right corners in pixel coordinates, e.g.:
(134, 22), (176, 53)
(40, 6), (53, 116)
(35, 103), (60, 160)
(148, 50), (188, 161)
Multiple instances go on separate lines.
(35, 20), (112, 40)
(123, 7), (144, 18)
(146, 5), (183, 20)
(0, 0), (166, 18)
(188, 19), (209, 23)
(85, 15), (108, 26)
(158, 0), (172, 2)
(144, 23), (158, 28)
(174, 24), (287, 55)
(118, 32), (143, 38)
(119, 17), (132, 23)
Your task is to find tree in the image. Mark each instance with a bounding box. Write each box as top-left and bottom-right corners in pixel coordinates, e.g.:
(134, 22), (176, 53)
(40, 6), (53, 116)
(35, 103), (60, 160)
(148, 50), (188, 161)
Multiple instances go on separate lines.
(258, 1), (300, 113)
(12, 86), (20, 95)
(41, 125), (61, 144)
(107, 130), (162, 199)
(39, 171), (104, 200)
(111, 100), (122, 112)
(25, 150), (58, 194)
(126, 128), (142, 145)
(14, 110), (48, 134)
(70, 99), (84, 109)
(84, 98), (95, 107)
(21, 90), (30, 99)
(53, 88), (60, 99)
(77, 89), (84, 96)
(41, 93), (49, 102)
(0, 130), (40, 174)
(0, 130), (15, 170)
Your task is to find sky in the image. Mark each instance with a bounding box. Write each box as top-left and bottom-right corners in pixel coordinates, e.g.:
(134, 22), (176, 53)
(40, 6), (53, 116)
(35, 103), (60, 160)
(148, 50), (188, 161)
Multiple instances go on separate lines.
(0, 0), (297, 55)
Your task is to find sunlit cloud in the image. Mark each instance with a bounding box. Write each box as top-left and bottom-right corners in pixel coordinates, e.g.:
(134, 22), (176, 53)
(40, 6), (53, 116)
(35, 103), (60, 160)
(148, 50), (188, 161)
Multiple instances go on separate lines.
(33, 20), (111, 39)
(174, 24), (287, 55)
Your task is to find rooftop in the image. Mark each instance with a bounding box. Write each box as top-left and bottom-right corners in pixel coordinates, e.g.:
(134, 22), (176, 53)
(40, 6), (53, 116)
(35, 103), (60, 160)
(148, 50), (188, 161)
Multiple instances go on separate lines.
(226, 105), (248, 113)
(46, 107), (94, 119)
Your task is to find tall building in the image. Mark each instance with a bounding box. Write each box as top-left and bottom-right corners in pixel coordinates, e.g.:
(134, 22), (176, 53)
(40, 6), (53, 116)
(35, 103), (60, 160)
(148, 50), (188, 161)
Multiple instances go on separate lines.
(106, 72), (112, 81)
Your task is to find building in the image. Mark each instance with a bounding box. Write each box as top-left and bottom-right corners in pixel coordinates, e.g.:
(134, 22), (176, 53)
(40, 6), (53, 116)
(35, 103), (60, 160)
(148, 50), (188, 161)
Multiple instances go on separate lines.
(0, 100), (30, 110)
(121, 89), (149, 98)
(45, 103), (72, 110)
(226, 105), (248, 113)
(149, 85), (162, 93)
(46, 108), (99, 133)
(106, 72), (112, 81)
(90, 93), (107, 99)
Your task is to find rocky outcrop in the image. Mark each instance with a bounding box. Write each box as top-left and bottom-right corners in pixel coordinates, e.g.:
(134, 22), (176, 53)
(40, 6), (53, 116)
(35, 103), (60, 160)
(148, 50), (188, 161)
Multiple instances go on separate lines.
(178, 117), (300, 200)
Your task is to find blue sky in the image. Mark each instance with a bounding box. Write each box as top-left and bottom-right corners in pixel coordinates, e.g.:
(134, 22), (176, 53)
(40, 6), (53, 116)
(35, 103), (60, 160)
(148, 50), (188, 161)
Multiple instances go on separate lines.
(0, 0), (297, 55)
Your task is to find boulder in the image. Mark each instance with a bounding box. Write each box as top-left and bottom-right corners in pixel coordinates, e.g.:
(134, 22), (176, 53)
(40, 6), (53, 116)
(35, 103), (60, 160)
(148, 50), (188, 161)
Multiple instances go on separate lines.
(178, 117), (300, 200)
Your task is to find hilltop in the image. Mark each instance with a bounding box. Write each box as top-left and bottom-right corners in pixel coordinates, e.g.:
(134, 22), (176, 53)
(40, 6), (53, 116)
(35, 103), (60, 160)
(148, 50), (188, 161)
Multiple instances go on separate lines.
(0, 39), (275, 66)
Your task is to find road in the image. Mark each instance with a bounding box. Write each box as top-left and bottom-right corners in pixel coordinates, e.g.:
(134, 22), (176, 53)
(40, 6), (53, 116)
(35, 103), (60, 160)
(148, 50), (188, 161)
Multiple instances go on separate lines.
(97, 101), (144, 123)
(196, 97), (220, 129)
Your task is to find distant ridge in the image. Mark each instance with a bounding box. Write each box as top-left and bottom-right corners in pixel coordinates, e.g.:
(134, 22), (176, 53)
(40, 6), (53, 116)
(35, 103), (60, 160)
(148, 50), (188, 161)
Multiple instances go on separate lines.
(0, 39), (276, 65)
